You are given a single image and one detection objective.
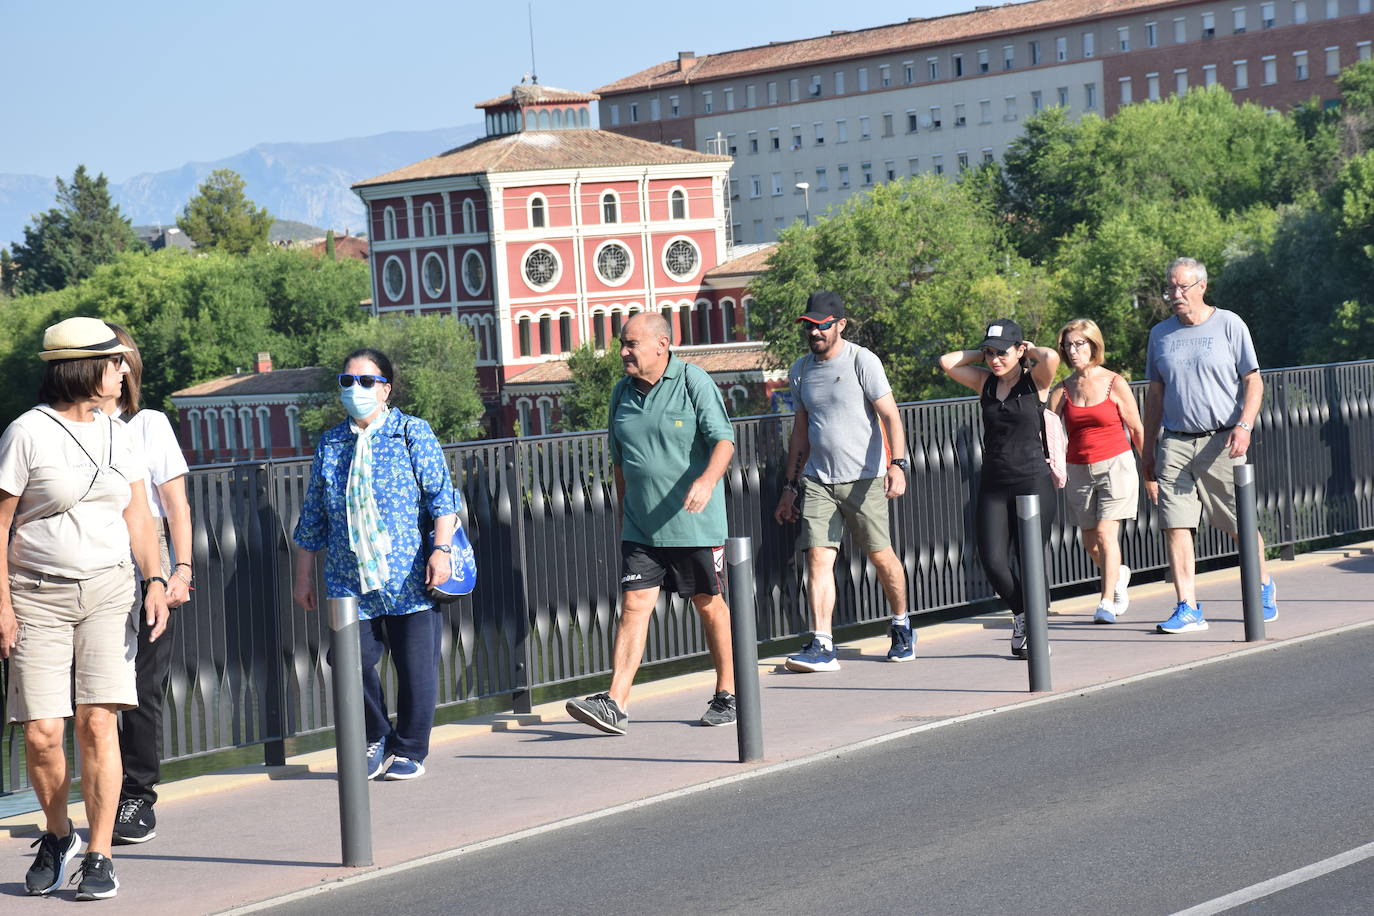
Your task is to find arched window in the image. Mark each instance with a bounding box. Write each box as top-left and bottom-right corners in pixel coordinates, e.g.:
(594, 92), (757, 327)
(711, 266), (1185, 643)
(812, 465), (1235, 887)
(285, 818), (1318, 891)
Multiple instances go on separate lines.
(187, 409), (203, 451)
(722, 298), (738, 341)
(564, 107), (576, 126)
(593, 312), (607, 349)
(539, 315), (552, 354)
(559, 313), (573, 353)
(539, 110), (550, 129)
(728, 386), (748, 413)
(285, 405), (301, 449)
(517, 399), (532, 435)
(696, 299), (713, 344)
(238, 408), (254, 452)
(482, 316), (496, 362)
(383, 206), (397, 240)
(670, 188), (688, 220)
(659, 304), (674, 342)
(601, 191), (619, 224)
(579, 108), (590, 127)
(422, 202), (436, 237)
(679, 304), (694, 345)
(204, 409), (219, 450)
(518, 317), (532, 356)
(610, 309), (624, 338)
(537, 397), (554, 432)
(256, 407), (271, 455)
(741, 296), (755, 338)
(552, 109), (563, 129)
(222, 411), (237, 451)
(529, 195), (546, 228)
(462, 199), (476, 234)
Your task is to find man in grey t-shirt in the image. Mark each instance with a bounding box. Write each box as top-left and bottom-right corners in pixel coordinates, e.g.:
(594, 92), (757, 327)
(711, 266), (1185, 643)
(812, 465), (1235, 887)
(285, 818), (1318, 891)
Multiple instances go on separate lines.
(1143, 257), (1277, 635)
(773, 291), (913, 671)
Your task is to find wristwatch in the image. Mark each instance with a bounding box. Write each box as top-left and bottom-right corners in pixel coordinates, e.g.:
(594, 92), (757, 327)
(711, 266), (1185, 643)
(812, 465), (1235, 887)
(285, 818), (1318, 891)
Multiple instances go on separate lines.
(432, 544), (452, 554)
(889, 458), (910, 473)
(1236, 421), (1253, 431)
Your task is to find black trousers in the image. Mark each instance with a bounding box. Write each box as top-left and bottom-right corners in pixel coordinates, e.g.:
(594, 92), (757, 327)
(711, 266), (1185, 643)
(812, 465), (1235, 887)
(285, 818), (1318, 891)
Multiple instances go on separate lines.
(119, 596), (174, 806)
(358, 608), (443, 762)
(975, 472), (1057, 616)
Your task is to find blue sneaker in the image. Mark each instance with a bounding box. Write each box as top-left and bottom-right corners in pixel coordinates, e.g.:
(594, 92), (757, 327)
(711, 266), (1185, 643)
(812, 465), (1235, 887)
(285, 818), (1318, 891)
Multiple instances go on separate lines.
(785, 637), (840, 672)
(886, 619), (916, 662)
(366, 740), (390, 779)
(1157, 601), (1208, 634)
(1261, 577), (1278, 622)
(1093, 600), (1118, 624)
(383, 756), (425, 781)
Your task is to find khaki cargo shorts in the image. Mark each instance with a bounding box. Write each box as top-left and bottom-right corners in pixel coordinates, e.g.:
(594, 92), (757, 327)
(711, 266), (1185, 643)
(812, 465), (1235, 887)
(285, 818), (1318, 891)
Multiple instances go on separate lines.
(1065, 450), (1140, 529)
(6, 561), (138, 722)
(798, 475), (892, 553)
(1155, 430), (1243, 535)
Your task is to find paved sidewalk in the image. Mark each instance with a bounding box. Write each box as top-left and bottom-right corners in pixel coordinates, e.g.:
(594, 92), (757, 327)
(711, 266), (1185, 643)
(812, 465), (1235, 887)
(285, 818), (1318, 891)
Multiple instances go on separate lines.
(2, 543), (1371, 913)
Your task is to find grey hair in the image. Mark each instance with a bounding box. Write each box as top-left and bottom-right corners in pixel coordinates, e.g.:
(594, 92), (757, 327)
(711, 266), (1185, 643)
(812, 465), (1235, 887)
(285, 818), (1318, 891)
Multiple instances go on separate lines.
(1168, 257), (1208, 284)
(624, 310), (671, 340)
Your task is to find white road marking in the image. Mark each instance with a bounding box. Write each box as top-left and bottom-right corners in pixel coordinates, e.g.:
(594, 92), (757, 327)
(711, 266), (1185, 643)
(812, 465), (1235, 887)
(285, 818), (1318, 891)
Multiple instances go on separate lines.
(1171, 840), (1374, 915)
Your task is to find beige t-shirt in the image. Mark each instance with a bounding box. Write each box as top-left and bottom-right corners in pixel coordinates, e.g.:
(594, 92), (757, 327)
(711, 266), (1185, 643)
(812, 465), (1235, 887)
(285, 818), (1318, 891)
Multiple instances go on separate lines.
(0, 406), (146, 579)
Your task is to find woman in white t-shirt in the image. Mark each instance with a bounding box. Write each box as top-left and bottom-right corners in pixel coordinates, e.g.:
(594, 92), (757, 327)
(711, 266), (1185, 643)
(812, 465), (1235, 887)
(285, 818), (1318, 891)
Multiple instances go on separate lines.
(100, 323), (192, 847)
(0, 317), (169, 900)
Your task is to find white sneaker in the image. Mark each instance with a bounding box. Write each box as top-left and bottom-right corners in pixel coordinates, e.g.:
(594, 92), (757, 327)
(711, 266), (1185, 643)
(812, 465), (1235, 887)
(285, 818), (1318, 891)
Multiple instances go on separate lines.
(1113, 565), (1131, 616)
(1093, 599), (1118, 624)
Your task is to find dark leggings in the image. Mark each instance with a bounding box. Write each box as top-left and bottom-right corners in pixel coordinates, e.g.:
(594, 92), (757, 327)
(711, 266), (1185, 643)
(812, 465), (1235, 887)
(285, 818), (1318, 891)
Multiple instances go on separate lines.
(976, 473), (1057, 616)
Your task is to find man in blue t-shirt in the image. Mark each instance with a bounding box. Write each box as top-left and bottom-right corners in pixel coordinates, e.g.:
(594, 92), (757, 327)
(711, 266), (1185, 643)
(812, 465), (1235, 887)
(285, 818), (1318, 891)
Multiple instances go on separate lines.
(1142, 257), (1277, 634)
(773, 291), (913, 671)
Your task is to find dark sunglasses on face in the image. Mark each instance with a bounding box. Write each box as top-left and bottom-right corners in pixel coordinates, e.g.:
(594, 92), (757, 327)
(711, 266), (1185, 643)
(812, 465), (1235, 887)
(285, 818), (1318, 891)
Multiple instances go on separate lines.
(982, 347), (1011, 359)
(338, 374), (389, 389)
(804, 318), (839, 332)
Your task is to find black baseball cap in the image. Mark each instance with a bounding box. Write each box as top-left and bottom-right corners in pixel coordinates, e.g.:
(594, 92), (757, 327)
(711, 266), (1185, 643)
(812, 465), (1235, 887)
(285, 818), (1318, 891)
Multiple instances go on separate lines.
(980, 318), (1024, 350)
(798, 290), (845, 324)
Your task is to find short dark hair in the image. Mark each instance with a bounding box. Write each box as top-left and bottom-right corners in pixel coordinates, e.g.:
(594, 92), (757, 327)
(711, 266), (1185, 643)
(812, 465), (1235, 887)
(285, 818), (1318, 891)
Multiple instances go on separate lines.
(342, 348), (397, 394)
(106, 322), (143, 414)
(38, 356), (112, 406)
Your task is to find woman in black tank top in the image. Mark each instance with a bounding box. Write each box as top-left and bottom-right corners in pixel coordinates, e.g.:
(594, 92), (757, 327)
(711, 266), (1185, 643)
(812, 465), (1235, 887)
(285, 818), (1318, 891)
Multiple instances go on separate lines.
(939, 318), (1059, 659)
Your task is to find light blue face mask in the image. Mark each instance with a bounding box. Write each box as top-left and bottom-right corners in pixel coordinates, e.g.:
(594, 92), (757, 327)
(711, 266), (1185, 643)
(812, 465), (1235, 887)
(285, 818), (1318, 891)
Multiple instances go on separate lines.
(340, 385), (380, 421)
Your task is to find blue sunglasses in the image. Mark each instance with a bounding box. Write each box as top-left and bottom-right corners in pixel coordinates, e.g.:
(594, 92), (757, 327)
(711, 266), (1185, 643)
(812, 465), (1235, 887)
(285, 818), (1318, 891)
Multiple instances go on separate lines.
(338, 374), (389, 389)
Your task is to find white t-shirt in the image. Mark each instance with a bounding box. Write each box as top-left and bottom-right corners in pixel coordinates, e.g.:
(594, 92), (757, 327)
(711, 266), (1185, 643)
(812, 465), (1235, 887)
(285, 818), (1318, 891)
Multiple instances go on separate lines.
(119, 409), (189, 518)
(0, 406), (147, 578)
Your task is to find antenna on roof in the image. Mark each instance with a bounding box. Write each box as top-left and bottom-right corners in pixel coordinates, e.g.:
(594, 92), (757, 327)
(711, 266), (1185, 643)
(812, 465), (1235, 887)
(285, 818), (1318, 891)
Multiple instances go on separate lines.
(527, 2), (539, 85)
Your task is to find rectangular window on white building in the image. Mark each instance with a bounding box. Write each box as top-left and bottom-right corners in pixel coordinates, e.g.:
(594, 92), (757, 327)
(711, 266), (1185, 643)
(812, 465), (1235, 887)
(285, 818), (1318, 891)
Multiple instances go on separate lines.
(1146, 22), (1158, 46)
(1083, 32), (1095, 57)
(882, 112), (894, 136)
(1085, 82), (1097, 108)
(1362, 0), (1372, 15)
(1005, 95), (1018, 119)
(957, 151), (970, 171)
(1202, 11), (1216, 37)
(880, 64), (892, 86)
(1262, 2), (1276, 27)
(767, 81), (778, 104)
(669, 96), (680, 117)
(954, 104), (966, 126)
(792, 125), (802, 148)
(907, 110), (919, 132)
(834, 71), (845, 94)
(1234, 7), (1248, 33)
(814, 121), (825, 144)
(952, 55), (964, 78)
(1234, 59), (1250, 88)
(1295, 50), (1310, 79)
(1031, 40), (1042, 64)
(771, 172), (782, 196)
(729, 178), (739, 199)
(884, 160), (896, 181)
(1294, 1), (1308, 24)
(650, 98), (661, 120)
(1119, 76), (1133, 104)
(749, 175), (761, 198)
(810, 75), (823, 97)
(1031, 90), (1043, 112)
(609, 104), (620, 126)
(904, 61), (915, 84)
(1175, 69), (1188, 94)
(752, 219), (764, 242)
(928, 57), (940, 80)
(857, 67), (869, 91)
(724, 88), (735, 110)
(1263, 55), (1278, 83)
(746, 84), (756, 107)
(1118, 26), (1130, 51)
(929, 106), (942, 128)
(1203, 64), (1218, 86)
(1003, 44), (1015, 69)
(980, 98), (992, 122)
(978, 49), (989, 72)
(1057, 86), (1069, 106)
(702, 91), (712, 113)
(816, 167), (828, 190)
(788, 79), (799, 102)
(932, 155), (944, 176)
(629, 102), (639, 122)
(860, 115), (872, 138)
(1174, 18), (1187, 42)
(1327, 46), (1341, 75)
(1147, 72), (1161, 100)
(747, 131), (758, 153)
(908, 157), (920, 175)
(838, 164), (850, 188)
(1056, 36), (1068, 61)
(1327, 0), (1340, 18)
(836, 119), (848, 141)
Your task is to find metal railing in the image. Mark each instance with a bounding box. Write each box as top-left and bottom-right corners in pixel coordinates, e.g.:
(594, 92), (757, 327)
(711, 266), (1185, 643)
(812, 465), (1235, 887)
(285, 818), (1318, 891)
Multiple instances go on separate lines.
(4, 360), (1372, 794)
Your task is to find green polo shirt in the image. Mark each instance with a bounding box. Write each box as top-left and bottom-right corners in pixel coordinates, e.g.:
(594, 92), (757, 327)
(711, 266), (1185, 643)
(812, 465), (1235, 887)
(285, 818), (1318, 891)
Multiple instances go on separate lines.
(608, 353), (734, 547)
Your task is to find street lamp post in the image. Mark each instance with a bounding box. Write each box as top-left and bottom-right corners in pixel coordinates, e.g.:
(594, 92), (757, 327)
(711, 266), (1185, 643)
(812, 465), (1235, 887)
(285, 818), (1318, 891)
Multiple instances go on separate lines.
(795, 181), (811, 226)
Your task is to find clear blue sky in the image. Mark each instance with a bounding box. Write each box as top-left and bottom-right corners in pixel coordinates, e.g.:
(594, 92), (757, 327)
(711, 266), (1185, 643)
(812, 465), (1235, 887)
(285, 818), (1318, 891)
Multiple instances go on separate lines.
(4, 0), (985, 182)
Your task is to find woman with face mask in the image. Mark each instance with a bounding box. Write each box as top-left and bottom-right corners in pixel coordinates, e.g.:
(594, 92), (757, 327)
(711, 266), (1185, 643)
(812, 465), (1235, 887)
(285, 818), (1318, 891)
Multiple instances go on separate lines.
(291, 348), (458, 781)
(939, 319), (1060, 659)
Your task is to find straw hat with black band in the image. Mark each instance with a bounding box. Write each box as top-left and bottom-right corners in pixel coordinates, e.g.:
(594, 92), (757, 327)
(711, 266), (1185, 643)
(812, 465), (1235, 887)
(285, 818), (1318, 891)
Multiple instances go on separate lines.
(39, 316), (134, 362)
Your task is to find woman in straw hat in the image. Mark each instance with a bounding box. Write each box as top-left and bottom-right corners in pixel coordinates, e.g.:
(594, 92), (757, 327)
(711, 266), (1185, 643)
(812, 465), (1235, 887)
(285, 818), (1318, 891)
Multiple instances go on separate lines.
(0, 316), (170, 900)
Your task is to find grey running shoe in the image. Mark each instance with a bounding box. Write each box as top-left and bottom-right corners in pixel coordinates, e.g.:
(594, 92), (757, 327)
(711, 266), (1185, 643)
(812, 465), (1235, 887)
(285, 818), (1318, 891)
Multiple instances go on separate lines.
(25, 821), (83, 896)
(566, 692), (629, 735)
(71, 851), (119, 901)
(699, 691), (738, 727)
(112, 797), (157, 845)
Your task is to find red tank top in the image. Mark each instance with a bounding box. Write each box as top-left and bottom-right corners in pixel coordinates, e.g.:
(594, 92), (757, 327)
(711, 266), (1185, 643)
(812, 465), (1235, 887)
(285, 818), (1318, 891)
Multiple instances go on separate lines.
(1062, 392), (1131, 464)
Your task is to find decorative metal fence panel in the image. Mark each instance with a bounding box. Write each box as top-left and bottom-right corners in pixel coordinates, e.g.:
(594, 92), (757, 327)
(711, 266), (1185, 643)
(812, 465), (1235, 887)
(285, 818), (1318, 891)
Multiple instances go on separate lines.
(3, 360), (1372, 795)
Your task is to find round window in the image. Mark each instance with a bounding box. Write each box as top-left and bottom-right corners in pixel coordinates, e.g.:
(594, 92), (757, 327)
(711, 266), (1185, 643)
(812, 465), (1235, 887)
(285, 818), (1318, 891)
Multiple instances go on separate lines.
(664, 239), (699, 280)
(383, 257), (405, 301)
(422, 253), (445, 297)
(463, 250), (486, 296)
(524, 247), (559, 289)
(596, 243), (631, 283)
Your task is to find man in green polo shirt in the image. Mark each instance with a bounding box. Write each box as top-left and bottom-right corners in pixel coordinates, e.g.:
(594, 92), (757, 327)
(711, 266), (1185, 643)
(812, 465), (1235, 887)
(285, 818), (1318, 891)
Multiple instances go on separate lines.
(566, 312), (737, 734)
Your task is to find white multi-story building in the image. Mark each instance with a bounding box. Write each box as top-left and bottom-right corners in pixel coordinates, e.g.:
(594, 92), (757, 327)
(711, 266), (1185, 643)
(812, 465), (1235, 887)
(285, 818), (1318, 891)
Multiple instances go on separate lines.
(596, 0), (1374, 242)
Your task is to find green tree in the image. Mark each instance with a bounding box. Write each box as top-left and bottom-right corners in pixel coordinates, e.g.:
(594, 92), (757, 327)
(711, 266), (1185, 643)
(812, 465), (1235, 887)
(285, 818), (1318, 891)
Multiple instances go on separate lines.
(324, 229), (337, 261)
(11, 165), (139, 294)
(750, 175), (1054, 401)
(560, 343), (625, 431)
(177, 169), (272, 254)
(301, 316), (484, 444)
(0, 247), (15, 297)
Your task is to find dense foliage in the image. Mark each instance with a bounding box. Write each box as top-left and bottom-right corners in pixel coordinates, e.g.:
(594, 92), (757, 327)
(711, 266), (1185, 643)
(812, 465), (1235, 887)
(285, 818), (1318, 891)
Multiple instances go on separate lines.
(10, 166), (140, 295)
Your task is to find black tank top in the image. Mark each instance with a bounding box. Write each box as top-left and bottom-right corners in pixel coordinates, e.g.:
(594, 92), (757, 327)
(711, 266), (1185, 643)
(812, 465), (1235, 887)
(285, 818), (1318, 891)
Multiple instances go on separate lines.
(980, 369), (1049, 483)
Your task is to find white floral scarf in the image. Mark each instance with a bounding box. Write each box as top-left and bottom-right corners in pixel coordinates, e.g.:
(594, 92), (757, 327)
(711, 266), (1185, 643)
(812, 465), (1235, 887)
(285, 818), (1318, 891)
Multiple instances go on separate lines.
(345, 410), (392, 593)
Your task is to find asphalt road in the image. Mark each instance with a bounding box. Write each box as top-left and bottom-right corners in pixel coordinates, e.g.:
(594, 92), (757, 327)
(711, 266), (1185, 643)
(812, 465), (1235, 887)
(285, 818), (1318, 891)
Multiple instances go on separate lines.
(267, 627), (1374, 915)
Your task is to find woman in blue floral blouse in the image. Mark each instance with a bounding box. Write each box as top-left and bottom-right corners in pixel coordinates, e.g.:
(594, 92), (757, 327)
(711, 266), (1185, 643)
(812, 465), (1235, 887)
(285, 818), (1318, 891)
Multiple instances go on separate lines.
(292, 348), (458, 781)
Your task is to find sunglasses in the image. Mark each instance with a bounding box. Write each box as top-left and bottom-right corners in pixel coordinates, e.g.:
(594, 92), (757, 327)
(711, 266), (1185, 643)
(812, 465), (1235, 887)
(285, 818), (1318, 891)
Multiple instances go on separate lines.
(803, 318), (839, 332)
(982, 347), (1012, 359)
(338, 374), (389, 389)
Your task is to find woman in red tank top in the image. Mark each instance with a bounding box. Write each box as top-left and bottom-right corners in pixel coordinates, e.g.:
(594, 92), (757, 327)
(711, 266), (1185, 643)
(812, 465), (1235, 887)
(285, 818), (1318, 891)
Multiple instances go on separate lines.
(1049, 319), (1148, 625)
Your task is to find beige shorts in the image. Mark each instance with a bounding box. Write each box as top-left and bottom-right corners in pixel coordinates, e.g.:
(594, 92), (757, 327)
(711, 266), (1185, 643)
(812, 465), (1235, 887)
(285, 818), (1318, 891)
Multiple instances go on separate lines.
(1065, 450), (1140, 528)
(1155, 430), (1243, 535)
(799, 475), (892, 553)
(6, 561), (138, 722)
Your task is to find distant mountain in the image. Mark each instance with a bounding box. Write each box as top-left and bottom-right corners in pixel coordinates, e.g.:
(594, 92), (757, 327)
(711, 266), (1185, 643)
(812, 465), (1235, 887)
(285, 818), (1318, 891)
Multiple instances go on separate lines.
(0, 124), (483, 250)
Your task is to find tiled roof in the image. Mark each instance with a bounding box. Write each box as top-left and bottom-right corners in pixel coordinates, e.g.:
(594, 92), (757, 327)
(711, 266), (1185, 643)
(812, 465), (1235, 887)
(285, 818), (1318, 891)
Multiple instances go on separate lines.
(505, 344), (777, 386)
(173, 367), (330, 398)
(354, 130), (730, 188)
(595, 0), (1174, 94)
(308, 234), (369, 260)
(705, 244), (776, 280)
(475, 84), (600, 108)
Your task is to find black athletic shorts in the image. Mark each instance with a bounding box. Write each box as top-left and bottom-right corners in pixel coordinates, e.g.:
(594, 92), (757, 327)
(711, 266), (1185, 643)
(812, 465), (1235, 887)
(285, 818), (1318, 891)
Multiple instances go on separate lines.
(619, 541), (725, 598)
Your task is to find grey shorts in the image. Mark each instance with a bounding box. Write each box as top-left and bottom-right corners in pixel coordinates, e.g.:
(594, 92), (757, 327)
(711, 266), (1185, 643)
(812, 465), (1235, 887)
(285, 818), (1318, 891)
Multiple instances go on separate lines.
(798, 475), (892, 554)
(6, 561), (138, 722)
(1155, 430), (1243, 535)
(1066, 450), (1140, 528)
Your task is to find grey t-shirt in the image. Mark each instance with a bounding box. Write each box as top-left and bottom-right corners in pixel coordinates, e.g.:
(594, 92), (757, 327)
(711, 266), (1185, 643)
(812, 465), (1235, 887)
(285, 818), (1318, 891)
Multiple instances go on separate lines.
(789, 341), (893, 483)
(1144, 307), (1259, 434)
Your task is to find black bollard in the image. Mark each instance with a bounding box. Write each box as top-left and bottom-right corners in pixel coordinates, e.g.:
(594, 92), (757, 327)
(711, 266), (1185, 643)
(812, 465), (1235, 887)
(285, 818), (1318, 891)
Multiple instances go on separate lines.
(327, 596), (374, 866)
(1235, 464), (1266, 642)
(725, 537), (764, 763)
(1015, 495), (1052, 692)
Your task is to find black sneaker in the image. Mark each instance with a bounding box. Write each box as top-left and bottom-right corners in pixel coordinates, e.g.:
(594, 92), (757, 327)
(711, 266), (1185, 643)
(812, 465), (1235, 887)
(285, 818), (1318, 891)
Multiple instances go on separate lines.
(566, 692), (629, 735)
(699, 691), (738, 727)
(71, 851), (119, 900)
(112, 797), (157, 845)
(25, 821), (83, 895)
